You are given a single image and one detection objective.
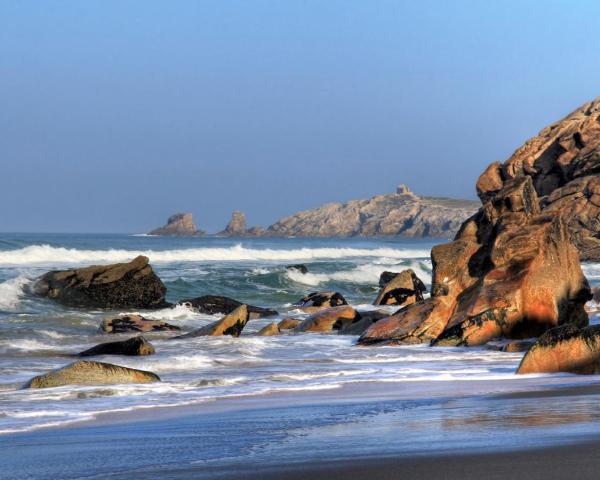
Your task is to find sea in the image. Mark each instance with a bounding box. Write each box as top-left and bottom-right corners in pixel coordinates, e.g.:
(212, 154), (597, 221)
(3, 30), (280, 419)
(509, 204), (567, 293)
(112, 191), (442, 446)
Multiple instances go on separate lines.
(3, 233), (600, 479)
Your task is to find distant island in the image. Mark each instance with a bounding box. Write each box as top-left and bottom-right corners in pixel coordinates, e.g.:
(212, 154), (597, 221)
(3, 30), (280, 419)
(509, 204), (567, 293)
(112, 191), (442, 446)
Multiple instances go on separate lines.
(148, 184), (479, 238)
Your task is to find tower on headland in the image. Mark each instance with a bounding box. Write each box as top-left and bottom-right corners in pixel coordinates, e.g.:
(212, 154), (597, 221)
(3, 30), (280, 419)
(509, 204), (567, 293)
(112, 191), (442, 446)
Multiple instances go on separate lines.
(396, 184), (417, 197)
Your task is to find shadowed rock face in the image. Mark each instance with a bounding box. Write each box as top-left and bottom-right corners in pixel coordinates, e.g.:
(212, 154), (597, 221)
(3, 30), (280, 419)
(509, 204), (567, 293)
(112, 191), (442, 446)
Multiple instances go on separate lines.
(27, 361), (160, 388)
(278, 318), (301, 330)
(32, 256), (168, 309)
(78, 336), (155, 356)
(149, 213), (203, 236)
(176, 305), (249, 338)
(517, 324), (600, 374)
(476, 97), (600, 260)
(360, 176), (591, 347)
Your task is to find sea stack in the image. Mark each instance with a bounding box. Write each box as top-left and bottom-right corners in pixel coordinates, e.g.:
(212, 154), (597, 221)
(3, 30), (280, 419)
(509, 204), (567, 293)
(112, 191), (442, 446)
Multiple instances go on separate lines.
(219, 210), (247, 236)
(149, 213), (204, 236)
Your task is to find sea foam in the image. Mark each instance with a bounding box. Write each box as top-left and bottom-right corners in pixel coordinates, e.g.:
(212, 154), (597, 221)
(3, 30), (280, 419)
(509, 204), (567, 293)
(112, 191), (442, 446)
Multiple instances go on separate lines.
(0, 275), (30, 311)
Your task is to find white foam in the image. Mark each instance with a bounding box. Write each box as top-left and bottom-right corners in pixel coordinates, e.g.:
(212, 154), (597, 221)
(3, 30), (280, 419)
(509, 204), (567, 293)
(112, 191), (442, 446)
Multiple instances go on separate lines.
(285, 262), (432, 286)
(0, 244), (431, 266)
(0, 275), (30, 311)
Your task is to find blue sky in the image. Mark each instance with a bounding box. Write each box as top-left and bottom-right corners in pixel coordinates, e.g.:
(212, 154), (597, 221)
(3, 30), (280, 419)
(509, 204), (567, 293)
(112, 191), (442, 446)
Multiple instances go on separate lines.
(1, 0), (600, 233)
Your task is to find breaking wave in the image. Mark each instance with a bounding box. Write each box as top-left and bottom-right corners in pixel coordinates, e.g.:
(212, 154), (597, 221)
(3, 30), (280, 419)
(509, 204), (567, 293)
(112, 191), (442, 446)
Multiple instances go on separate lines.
(0, 244), (430, 266)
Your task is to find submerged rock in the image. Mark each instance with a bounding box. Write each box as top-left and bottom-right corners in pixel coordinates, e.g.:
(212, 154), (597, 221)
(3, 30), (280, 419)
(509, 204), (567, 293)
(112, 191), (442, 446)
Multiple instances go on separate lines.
(27, 360), (160, 388)
(178, 295), (277, 319)
(286, 264), (308, 274)
(278, 318), (301, 330)
(78, 336), (155, 356)
(373, 269), (427, 306)
(257, 322), (280, 336)
(100, 314), (180, 334)
(295, 305), (360, 333)
(293, 291), (348, 313)
(32, 256), (168, 309)
(517, 324), (600, 374)
(149, 213), (204, 236)
(176, 305), (249, 338)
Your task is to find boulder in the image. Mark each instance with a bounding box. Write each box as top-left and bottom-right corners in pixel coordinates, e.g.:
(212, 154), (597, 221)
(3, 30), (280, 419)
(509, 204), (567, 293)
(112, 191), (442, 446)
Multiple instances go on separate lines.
(176, 305), (249, 338)
(360, 175), (591, 347)
(78, 336), (155, 356)
(257, 322), (280, 336)
(286, 264), (308, 274)
(338, 310), (389, 335)
(149, 213), (204, 236)
(32, 256), (168, 309)
(295, 305), (360, 333)
(177, 295), (277, 319)
(27, 360), (160, 388)
(278, 318), (301, 330)
(501, 340), (535, 353)
(100, 314), (180, 334)
(293, 291), (348, 313)
(517, 324), (600, 374)
(373, 269), (427, 306)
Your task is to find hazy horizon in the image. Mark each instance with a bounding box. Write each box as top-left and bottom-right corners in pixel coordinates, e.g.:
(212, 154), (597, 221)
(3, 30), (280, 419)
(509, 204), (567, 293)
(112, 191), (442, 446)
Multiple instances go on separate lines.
(2, 0), (600, 233)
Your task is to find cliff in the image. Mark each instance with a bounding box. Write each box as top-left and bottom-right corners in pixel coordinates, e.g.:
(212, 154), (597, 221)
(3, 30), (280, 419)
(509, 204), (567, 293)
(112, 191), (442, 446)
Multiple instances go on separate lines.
(148, 213), (204, 236)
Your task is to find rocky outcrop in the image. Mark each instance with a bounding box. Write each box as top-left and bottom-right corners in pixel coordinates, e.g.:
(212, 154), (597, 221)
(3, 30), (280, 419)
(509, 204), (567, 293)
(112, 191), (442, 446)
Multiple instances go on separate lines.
(257, 322), (280, 336)
(360, 175), (591, 347)
(32, 256), (168, 309)
(338, 310), (389, 335)
(27, 360), (160, 388)
(373, 269), (427, 306)
(295, 305), (360, 333)
(264, 185), (478, 239)
(501, 340), (534, 353)
(149, 213), (204, 236)
(176, 305), (249, 338)
(517, 324), (600, 374)
(293, 291), (348, 313)
(100, 314), (180, 333)
(476, 97), (600, 260)
(79, 336), (155, 356)
(178, 295), (277, 319)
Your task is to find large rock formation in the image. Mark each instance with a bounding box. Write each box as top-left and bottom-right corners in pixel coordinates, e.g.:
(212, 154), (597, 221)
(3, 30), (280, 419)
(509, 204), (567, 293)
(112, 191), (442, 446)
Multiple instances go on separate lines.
(295, 305), (360, 333)
(517, 324), (600, 375)
(360, 133), (592, 347)
(264, 185), (478, 238)
(476, 97), (600, 260)
(32, 256), (168, 309)
(27, 361), (160, 388)
(149, 213), (204, 236)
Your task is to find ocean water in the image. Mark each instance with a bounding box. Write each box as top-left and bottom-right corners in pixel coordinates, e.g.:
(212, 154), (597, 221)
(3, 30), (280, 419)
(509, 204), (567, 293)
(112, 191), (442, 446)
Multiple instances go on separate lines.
(2, 233), (600, 464)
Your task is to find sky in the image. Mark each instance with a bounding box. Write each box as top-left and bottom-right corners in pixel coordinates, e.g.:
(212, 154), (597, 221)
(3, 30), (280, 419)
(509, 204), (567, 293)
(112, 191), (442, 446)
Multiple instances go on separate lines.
(1, 0), (600, 233)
